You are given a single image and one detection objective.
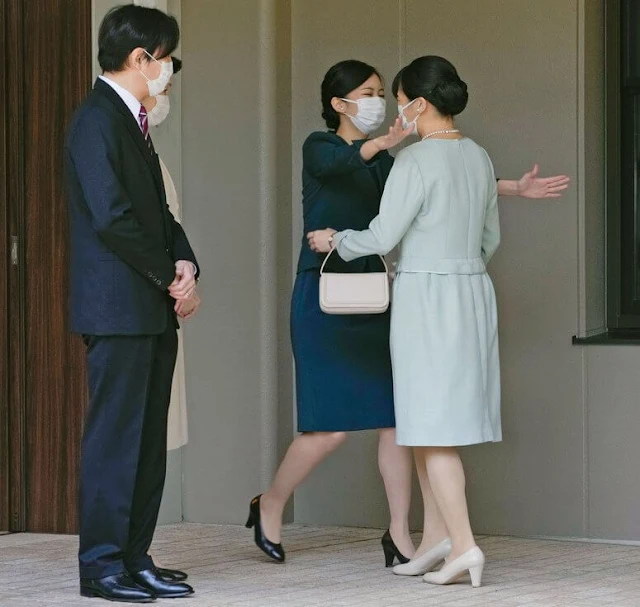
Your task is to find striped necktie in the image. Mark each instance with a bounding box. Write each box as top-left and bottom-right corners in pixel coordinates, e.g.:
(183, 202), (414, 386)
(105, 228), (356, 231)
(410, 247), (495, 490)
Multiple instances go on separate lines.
(138, 106), (148, 137)
(138, 106), (154, 153)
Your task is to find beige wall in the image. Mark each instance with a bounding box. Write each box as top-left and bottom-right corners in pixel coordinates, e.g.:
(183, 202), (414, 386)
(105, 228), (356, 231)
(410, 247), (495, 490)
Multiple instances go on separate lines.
(289, 0), (640, 541)
(180, 0), (293, 523)
(91, 0), (640, 541)
(587, 348), (640, 539)
(580, 0), (606, 335)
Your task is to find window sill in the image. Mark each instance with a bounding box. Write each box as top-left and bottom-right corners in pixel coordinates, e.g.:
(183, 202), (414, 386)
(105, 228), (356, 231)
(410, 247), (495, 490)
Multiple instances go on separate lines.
(572, 331), (640, 346)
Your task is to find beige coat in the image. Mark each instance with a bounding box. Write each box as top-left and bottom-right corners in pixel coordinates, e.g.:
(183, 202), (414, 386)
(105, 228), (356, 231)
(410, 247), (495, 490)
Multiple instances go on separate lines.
(159, 157), (189, 451)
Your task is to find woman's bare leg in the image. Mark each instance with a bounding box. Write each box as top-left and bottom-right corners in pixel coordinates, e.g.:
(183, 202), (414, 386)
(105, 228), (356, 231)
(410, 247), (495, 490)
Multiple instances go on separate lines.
(378, 428), (415, 558)
(260, 431), (347, 543)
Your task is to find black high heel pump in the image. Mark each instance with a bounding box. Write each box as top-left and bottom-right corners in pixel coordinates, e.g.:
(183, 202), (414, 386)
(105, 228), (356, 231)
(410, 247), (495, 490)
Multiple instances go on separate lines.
(246, 495), (285, 563)
(381, 530), (410, 567)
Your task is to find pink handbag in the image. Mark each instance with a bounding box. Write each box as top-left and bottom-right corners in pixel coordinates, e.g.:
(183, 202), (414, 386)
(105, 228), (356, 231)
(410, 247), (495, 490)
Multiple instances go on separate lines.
(319, 248), (390, 315)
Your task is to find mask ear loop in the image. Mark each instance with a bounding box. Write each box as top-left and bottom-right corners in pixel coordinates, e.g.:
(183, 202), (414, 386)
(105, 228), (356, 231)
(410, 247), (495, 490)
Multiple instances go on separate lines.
(338, 98), (358, 117)
(138, 49), (167, 82)
(400, 98), (417, 113)
(143, 49), (160, 64)
(137, 50), (155, 83)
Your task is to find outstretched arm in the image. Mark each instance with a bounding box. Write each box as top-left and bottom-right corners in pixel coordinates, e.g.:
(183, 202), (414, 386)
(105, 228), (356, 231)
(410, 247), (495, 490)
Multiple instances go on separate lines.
(482, 178), (500, 264)
(308, 149), (424, 260)
(497, 164), (570, 198)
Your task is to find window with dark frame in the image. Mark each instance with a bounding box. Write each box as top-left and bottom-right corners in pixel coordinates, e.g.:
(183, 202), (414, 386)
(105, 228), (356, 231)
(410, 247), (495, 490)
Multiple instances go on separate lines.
(607, 0), (640, 333)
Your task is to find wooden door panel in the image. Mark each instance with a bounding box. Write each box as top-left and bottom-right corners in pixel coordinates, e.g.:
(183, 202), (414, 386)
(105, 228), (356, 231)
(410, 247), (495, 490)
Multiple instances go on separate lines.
(22, 0), (91, 533)
(1, 0), (92, 534)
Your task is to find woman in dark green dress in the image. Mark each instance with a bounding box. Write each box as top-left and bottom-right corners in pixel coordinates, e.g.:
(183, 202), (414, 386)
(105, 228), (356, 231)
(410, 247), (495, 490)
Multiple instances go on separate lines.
(246, 60), (570, 566)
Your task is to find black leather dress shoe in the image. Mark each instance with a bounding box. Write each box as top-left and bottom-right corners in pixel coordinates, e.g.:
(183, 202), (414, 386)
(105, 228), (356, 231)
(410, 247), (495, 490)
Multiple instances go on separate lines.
(130, 569), (194, 599)
(155, 566), (188, 582)
(80, 572), (156, 603)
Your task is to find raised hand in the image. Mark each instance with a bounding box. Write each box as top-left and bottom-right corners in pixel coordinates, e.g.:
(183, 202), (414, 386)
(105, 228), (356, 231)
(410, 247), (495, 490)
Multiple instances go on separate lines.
(373, 117), (415, 151)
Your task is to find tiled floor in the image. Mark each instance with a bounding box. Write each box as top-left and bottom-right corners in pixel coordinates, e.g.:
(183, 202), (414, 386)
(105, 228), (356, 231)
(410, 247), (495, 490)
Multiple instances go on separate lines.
(2, 524), (640, 606)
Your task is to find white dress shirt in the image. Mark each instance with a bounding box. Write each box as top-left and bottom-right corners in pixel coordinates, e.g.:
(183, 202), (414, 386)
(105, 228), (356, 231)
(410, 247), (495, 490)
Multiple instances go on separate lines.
(99, 75), (144, 130)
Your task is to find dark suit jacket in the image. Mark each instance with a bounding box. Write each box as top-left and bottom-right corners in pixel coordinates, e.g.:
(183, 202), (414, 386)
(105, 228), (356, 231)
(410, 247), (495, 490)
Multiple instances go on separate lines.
(296, 131), (393, 275)
(65, 78), (199, 335)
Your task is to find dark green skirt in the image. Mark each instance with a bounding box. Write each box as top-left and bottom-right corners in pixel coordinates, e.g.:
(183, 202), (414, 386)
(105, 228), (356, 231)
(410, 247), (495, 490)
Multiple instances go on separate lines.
(291, 269), (395, 432)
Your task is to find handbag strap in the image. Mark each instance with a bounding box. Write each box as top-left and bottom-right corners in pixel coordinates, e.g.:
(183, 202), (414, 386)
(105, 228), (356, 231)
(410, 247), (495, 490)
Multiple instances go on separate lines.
(319, 247), (389, 276)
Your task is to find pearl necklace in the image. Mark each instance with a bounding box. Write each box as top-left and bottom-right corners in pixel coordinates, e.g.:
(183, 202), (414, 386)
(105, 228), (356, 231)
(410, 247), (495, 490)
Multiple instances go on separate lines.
(421, 128), (460, 140)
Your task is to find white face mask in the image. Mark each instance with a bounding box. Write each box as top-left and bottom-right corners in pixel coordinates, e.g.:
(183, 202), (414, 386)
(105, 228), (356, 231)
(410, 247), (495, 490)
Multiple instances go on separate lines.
(147, 94), (170, 127)
(139, 50), (173, 97)
(341, 96), (387, 135)
(398, 99), (419, 134)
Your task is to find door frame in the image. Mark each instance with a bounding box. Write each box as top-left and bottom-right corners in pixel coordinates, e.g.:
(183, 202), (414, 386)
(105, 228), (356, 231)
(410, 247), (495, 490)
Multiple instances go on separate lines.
(2, 0), (28, 532)
(0, 0), (9, 533)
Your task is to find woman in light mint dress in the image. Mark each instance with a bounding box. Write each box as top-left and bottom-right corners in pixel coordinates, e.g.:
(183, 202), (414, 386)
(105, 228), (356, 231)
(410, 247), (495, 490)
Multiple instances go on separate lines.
(309, 56), (500, 589)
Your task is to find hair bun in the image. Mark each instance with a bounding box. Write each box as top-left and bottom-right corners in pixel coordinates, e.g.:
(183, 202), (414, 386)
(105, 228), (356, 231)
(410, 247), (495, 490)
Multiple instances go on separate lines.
(429, 78), (468, 116)
(393, 56), (468, 118)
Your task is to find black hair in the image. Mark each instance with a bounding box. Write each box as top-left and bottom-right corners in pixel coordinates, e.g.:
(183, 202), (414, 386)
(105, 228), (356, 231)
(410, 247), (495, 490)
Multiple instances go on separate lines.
(321, 60), (382, 131)
(171, 56), (182, 74)
(392, 56), (468, 116)
(98, 5), (180, 73)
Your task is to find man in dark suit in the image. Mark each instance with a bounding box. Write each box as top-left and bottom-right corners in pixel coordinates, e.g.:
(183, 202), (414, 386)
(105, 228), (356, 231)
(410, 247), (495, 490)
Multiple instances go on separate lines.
(65, 5), (199, 602)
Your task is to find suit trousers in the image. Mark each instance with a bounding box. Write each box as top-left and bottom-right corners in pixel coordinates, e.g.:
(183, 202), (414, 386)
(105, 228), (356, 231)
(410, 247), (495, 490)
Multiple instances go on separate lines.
(78, 319), (178, 579)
